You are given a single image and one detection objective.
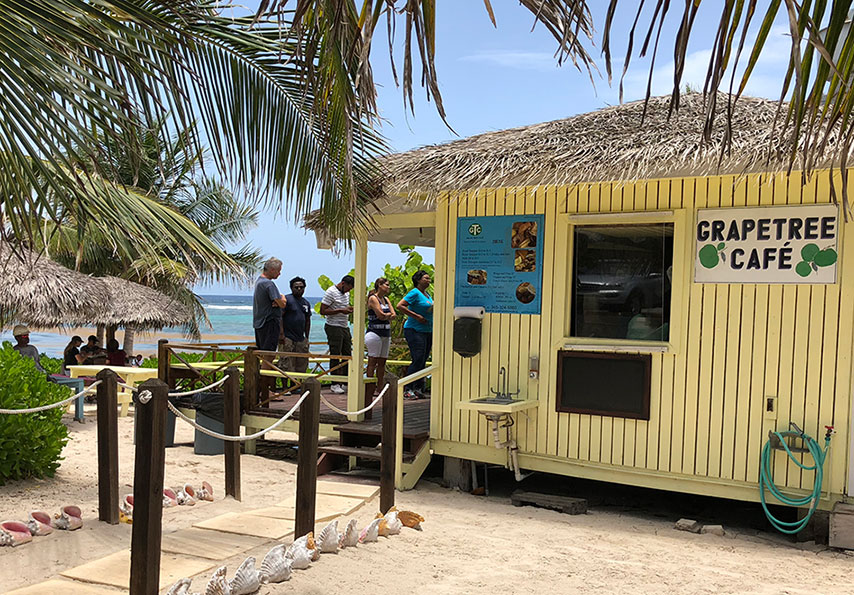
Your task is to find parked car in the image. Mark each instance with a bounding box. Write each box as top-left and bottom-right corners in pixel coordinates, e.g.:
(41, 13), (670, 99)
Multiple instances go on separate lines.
(576, 259), (666, 314)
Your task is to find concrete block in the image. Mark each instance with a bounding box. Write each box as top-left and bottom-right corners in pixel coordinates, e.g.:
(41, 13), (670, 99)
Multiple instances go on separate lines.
(674, 518), (702, 533)
(701, 524), (726, 536)
(830, 502), (854, 549)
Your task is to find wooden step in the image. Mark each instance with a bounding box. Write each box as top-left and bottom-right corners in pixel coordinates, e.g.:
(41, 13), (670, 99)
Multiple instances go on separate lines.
(317, 444), (415, 463)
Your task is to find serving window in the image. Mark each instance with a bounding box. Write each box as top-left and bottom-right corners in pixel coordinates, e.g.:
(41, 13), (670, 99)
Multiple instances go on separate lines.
(570, 223), (674, 342)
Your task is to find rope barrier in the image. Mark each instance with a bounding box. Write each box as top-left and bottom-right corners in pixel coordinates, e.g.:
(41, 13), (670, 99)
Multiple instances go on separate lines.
(0, 380), (102, 415)
(167, 390), (309, 442)
(117, 375), (230, 397)
(320, 383), (390, 417)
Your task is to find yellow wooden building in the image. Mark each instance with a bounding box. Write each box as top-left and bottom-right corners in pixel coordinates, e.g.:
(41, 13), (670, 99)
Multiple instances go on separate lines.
(334, 93), (853, 507)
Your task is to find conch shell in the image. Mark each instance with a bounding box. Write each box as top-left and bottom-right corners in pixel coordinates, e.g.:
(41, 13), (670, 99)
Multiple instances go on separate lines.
(196, 480), (215, 502)
(260, 544), (292, 584)
(381, 509), (402, 536)
(27, 511), (53, 536)
(316, 520), (340, 553)
(338, 519), (359, 548)
(54, 506), (83, 531)
(163, 488), (179, 508)
(119, 495), (133, 524)
(176, 485), (196, 506)
(285, 533), (317, 569)
(398, 510), (425, 530)
(0, 521), (33, 546)
(204, 566), (229, 595)
(228, 557), (260, 595)
(166, 578), (197, 595)
(359, 518), (382, 543)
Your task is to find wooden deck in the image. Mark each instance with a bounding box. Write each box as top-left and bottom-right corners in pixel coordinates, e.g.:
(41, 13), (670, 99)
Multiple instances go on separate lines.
(250, 389), (430, 438)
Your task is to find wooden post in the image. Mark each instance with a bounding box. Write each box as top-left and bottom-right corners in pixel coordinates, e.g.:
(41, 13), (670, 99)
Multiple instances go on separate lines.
(130, 379), (168, 595)
(295, 377), (320, 538)
(243, 347), (258, 412)
(223, 367), (241, 501)
(96, 369), (119, 525)
(157, 339), (171, 388)
(380, 373), (398, 514)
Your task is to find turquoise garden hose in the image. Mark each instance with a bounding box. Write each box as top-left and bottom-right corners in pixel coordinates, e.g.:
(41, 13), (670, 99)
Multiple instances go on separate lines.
(759, 423), (833, 534)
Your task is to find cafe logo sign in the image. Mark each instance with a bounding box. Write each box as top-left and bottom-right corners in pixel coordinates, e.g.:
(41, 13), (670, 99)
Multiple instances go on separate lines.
(468, 223), (482, 236)
(695, 204), (838, 284)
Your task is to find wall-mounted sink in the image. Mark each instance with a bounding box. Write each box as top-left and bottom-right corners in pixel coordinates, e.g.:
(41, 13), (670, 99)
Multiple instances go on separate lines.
(457, 397), (539, 414)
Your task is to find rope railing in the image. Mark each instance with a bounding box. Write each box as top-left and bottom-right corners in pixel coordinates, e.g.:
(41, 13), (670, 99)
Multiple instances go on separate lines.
(117, 375), (230, 397)
(0, 380), (102, 415)
(166, 390), (309, 442)
(320, 383), (390, 417)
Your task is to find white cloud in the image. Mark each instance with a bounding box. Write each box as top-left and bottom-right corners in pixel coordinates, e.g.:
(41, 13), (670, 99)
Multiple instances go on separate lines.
(459, 50), (561, 72)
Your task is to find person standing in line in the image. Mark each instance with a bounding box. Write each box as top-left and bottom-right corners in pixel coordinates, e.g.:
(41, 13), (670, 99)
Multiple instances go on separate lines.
(397, 270), (433, 399)
(320, 274), (354, 394)
(280, 276), (312, 375)
(365, 277), (396, 393)
(253, 258), (287, 351)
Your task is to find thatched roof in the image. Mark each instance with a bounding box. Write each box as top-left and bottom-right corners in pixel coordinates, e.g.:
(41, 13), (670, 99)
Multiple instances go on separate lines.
(97, 276), (192, 330)
(376, 93), (811, 199)
(0, 242), (110, 327)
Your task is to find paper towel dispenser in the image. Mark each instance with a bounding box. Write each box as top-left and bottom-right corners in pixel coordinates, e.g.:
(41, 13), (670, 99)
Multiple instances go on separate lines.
(453, 306), (484, 358)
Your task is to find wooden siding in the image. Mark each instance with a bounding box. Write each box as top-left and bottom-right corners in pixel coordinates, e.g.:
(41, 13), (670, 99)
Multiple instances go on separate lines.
(431, 169), (853, 500)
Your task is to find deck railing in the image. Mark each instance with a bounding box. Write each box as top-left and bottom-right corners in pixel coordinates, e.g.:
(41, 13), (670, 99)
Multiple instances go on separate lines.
(394, 365), (435, 488)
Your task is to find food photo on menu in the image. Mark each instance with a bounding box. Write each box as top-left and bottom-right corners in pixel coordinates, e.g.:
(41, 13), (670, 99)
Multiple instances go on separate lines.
(515, 282), (536, 304)
(511, 220), (537, 248)
(467, 269), (488, 285)
(514, 249), (536, 272)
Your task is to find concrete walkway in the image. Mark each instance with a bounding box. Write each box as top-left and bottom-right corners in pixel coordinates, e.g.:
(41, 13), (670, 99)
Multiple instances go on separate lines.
(8, 480), (379, 594)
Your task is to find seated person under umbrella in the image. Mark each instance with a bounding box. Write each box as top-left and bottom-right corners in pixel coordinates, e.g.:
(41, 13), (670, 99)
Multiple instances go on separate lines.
(105, 338), (128, 366)
(12, 325), (45, 372)
(79, 335), (107, 364)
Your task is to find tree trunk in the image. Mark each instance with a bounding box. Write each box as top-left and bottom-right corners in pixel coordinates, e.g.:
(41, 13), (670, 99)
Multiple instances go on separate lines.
(106, 325), (117, 345)
(97, 324), (105, 345)
(123, 327), (135, 355)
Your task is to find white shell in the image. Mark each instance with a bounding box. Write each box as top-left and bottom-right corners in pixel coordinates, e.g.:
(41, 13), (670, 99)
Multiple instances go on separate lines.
(175, 487), (196, 506)
(317, 520), (340, 553)
(0, 529), (13, 546)
(285, 536), (314, 570)
(260, 544), (292, 583)
(204, 566), (230, 595)
(166, 578), (196, 595)
(339, 519), (359, 548)
(359, 518), (382, 543)
(384, 510), (402, 535)
(229, 557), (260, 595)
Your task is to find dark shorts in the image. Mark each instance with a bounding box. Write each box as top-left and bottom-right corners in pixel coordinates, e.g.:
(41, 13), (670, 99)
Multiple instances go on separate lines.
(255, 317), (281, 351)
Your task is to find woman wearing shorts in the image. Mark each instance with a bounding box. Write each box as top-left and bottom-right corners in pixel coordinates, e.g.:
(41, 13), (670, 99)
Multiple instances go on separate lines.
(365, 277), (396, 392)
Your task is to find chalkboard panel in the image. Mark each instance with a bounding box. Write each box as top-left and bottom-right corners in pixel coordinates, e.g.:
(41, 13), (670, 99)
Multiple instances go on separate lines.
(556, 351), (651, 419)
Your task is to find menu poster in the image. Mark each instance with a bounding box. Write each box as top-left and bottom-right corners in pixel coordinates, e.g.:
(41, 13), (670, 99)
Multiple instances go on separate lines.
(455, 214), (545, 314)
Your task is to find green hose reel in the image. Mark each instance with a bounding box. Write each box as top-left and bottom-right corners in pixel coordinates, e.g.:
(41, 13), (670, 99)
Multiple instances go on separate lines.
(759, 422), (834, 535)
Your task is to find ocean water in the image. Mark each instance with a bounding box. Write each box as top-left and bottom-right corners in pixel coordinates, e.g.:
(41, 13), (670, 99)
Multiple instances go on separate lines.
(0, 294), (329, 358)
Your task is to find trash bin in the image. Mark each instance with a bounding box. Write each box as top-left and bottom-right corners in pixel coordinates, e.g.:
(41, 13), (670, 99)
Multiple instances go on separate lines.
(134, 403), (177, 448)
(193, 392), (225, 456)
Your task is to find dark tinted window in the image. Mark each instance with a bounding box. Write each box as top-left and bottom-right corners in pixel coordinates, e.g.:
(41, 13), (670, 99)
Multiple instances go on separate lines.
(571, 224), (673, 341)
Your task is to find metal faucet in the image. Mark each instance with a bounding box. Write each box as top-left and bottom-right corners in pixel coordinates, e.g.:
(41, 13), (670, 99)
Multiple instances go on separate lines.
(490, 366), (519, 400)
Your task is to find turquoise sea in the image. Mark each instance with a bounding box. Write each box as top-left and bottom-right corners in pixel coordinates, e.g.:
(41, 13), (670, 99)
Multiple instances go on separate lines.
(0, 294), (328, 358)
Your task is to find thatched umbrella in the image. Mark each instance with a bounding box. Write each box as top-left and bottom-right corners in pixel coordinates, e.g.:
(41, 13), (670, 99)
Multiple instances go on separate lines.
(0, 241), (110, 328)
(97, 276), (191, 330)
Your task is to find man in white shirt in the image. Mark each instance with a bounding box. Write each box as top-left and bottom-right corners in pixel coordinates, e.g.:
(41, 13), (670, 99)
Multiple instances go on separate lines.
(319, 275), (354, 394)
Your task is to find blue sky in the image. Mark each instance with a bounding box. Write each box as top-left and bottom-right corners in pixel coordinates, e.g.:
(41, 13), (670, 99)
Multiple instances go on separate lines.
(199, 2), (790, 296)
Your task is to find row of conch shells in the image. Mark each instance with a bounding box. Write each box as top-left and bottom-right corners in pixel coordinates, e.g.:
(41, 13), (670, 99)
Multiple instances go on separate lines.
(120, 482), (215, 524)
(167, 508), (424, 594)
(0, 506), (84, 547)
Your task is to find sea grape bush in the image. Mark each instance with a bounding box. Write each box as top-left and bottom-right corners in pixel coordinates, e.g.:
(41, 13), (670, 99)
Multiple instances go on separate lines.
(0, 343), (70, 484)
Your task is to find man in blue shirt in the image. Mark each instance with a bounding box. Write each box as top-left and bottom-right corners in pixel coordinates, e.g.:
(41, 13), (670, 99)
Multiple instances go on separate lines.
(253, 258), (287, 351)
(280, 276), (312, 373)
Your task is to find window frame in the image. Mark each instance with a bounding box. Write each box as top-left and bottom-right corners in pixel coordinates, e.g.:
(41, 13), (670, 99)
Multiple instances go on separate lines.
(561, 209), (690, 354)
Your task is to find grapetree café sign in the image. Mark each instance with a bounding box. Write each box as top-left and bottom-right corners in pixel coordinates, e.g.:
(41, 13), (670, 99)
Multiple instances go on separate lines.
(694, 205), (839, 284)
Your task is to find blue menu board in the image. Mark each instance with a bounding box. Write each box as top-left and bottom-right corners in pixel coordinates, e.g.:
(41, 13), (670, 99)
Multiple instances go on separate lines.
(455, 214), (545, 314)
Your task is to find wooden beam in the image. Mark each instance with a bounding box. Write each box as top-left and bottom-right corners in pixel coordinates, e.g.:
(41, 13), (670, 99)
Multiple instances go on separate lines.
(96, 369), (119, 525)
(157, 339), (171, 388)
(381, 373), (398, 513)
(223, 367), (241, 501)
(371, 212), (436, 229)
(349, 233), (367, 420)
(130, 379), (168, 595)
(295, 378), (320, 538)
(243, 347), (258, 412)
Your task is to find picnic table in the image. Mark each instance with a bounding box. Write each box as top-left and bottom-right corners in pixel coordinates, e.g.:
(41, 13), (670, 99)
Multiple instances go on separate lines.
(66, 365), (158, 416)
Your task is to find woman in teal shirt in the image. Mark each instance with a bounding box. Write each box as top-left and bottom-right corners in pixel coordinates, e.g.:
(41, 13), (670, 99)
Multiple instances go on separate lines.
(397, 270), (433, 399)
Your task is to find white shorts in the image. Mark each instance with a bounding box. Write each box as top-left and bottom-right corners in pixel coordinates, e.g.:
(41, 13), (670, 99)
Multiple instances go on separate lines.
(365, 332), (390, 358)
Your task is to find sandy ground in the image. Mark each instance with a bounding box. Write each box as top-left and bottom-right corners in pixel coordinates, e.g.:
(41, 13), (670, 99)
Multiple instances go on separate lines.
(1, 409), (854, 594)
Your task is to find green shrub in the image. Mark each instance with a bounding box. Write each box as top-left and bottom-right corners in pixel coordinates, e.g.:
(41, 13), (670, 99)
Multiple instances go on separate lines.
(0, 343), (70, 484)
(41, 355), (62, 375)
